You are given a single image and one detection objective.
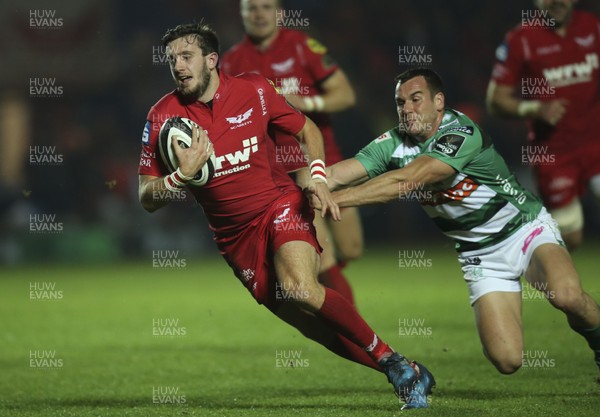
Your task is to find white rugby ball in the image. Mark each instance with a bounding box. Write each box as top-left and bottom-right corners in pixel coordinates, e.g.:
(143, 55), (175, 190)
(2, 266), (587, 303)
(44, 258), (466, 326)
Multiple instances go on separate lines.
(158, 117), (216, 186)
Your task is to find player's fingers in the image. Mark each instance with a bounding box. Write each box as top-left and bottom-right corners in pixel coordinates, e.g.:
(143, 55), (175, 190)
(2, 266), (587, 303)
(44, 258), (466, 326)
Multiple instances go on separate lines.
(171, 135), (184, 156)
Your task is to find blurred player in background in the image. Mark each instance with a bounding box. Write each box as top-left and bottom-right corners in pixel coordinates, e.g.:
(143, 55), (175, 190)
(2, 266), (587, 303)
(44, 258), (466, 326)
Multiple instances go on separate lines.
(311, 68), (600, 375)
(221, 0), (363, 304)
(486, 0), (600, 250)
(138, 23), (434, 409)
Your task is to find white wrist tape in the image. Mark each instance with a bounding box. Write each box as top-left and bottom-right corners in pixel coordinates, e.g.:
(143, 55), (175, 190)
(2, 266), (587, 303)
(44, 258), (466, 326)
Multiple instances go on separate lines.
(310, 159), (327, 184)
(303, 95), (325, 112)
(517, 100), (541, 117)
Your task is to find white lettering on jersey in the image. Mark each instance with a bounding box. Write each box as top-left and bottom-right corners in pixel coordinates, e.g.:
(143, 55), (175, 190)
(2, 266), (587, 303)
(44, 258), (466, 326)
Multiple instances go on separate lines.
(257, 88), (267, 115)
(542, 53), (599, 87)
(214, 136), (259, 175)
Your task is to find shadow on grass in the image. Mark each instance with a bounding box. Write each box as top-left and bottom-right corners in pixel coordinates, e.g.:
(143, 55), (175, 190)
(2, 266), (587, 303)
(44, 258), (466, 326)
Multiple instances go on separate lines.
(3, 387), (396, 412)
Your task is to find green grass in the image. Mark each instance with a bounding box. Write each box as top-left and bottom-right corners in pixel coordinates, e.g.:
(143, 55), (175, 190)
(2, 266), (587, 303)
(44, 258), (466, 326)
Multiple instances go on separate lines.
(1, 246), (599, 416)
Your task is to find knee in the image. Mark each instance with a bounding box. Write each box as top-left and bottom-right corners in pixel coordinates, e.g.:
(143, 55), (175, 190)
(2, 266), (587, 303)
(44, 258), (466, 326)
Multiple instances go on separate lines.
(563, 232), (583, 251)
(486, 350), (522, 374)
(494, 358), (522, 374)
(548, 285), (585, 314)
(277, 278), (324, 311)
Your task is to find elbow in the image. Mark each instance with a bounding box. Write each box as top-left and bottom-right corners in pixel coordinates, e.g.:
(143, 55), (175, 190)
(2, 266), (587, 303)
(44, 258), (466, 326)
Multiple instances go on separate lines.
(139, 193), (158, 213)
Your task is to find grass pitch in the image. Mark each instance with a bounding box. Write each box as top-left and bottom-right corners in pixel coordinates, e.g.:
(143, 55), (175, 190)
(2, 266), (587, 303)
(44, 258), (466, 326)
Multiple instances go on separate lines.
(1, 246), (599, 416)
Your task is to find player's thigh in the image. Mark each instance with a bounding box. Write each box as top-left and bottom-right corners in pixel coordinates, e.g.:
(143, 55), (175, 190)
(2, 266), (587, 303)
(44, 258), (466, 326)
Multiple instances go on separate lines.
(473, 291), (523, 372)
(275, 301), (336, 346)
(524, 243), (582, 307)
(274, 240), (324, 308)
(313, 214), (337, 272)
(328, 207), (364, 261)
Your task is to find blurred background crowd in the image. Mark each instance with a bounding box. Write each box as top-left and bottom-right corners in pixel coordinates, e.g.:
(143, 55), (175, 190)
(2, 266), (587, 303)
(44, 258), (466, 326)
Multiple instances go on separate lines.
(1, 0), (599, 264)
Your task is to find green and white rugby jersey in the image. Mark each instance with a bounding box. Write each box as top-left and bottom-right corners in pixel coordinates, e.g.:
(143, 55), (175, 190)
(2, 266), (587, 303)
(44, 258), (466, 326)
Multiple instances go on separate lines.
(355, 109), (542, 252)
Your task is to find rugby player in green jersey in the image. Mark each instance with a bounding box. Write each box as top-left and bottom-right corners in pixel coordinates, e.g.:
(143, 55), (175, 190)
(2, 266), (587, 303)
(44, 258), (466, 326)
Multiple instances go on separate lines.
(310, 68), (600, 377)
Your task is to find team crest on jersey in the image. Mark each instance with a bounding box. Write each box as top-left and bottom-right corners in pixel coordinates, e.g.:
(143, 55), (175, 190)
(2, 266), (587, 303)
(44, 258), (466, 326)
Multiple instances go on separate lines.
(271, 57), (295, 74)
(307, 38), (327, 55)
(433, 133), (466, 157)
(225, 108), (254, 129)
(574, 34), (595, 48)
(142, 121), (151, 145)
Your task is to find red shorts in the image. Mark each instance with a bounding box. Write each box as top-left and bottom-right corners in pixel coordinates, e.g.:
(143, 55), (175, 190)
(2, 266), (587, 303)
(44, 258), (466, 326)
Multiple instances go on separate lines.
(534, 141), (600, 209)
(214, 192), (321, 311)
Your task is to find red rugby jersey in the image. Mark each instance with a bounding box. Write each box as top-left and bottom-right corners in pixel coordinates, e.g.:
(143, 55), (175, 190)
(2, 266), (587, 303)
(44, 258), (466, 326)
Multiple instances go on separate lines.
(222, 29), (340, 169)
(491, 10), (600, 149)
(138, 71), (306, 235)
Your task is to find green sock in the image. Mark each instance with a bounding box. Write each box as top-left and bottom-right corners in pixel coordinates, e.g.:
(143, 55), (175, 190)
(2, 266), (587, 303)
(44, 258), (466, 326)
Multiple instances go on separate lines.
(572, 325), (600, 368)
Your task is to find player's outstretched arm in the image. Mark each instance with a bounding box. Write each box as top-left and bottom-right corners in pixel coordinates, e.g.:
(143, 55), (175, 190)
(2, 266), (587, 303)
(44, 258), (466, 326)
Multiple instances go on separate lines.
(328, 158), (370, 190)
(333, 155), (455, 208)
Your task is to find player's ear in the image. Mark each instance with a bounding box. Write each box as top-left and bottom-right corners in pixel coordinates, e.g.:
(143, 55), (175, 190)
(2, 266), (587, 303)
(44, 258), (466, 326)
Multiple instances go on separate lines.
(206, 52), (219, 71)
(434, 92), (445, 111)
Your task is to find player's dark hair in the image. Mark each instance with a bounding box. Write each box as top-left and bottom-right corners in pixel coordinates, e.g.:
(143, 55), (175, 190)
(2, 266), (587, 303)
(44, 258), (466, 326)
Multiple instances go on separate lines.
(395, 68), (444, 97)
(161, 22), (220, 56)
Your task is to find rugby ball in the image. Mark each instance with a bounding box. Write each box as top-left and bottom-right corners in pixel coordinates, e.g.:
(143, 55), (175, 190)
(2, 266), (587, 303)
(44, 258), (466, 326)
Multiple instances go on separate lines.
(158, 117), (216, 186)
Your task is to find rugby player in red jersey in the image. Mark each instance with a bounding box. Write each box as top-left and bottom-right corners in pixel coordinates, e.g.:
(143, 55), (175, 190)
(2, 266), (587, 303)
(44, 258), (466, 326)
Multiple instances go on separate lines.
(221, 0), (363, 304)
(137, 23), (434, 409)
(487, 0), (600, 250)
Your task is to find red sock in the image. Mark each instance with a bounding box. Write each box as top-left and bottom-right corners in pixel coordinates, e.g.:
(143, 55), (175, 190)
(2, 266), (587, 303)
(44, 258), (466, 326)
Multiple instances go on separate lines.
(328, 334), (382, 371)
(318, 265), (355, 305)
(317, 288), (393, 363)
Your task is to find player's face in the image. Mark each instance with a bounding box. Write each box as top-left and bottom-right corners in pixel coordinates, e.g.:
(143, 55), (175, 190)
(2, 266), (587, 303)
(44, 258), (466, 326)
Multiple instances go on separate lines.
(395, 76), (444, 140)
(241, 0), (278, 41)
(534, 0), (575, 27)
(166, 36), (215, 100)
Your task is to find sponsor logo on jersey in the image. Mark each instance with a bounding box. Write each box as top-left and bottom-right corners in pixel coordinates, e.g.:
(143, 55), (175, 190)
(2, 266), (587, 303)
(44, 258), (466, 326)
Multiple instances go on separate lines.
(574, 34), (595, 48)
(225, 108), (254, 129)
(142, 121), (151, 144)
(271, 57), (295, 74)
(423, 177), (480, 206)
(213, 136), (259, 177)
(307, 38), (327, 55)
(443, 125), (474, 136)
(464, 256), (481, 266)
(542, 53), (599, 87)
(240, 268), (255, 283)
(257, 88), (267, 115)
(536, 44), (561, 56)
(433, 133), (466, 157)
